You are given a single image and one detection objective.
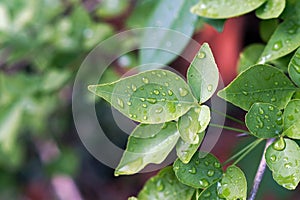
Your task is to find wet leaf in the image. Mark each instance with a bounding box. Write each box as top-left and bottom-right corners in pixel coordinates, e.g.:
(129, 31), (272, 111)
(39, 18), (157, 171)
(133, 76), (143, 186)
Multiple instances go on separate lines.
(259, 19), (279, 43)
(139, 0), (198, 69)
(258, 17), (300, 63)
(190, 0), (266, 19)
(218, 64), (296, 111)
(283, 100), (300, 139)
(246, 103), (283, 138)
(288, 47), (300, 87)
(237, 43), (265, 74)
(177, 105), (210, 144)
(176, 132), (205, 164)
(217, 165), (247, 200)
(173, 152), (223, 189)
(265, 138), (300, 190)
(137, 167), (195, 200)
(88, 70), (197, 124)
(187, 43), (219, 103)
(115, 122), (179, 176)
(198, 182), (225, 200)
(256, 0), (286, 19)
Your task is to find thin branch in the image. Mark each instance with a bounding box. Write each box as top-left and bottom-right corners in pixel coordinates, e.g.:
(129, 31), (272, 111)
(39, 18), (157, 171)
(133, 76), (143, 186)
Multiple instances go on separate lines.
(210, 123), (250, 134)
(248, 138), (275, 200)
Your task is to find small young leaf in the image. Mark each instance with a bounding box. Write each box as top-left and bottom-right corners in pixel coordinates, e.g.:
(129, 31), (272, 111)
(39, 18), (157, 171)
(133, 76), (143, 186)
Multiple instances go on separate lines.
(88, 70), (197, 124)
(217, 165), (247, 200)
(177, 105), (210, 144)
(237, 44), (265, 74)
(176, 132), (205, 164)
(198, 182), (225, 200)
(288, 47), (300, 87)
(190, 0), (266, 19)
(246, 103), (283, 138)
(283, 100), (300, 139)
(137, 167), (195, 200)
(173, 152), (223, 189)
(265, 138), (300, 190)
(115, 122), (179, 176)
(187, 43), (219, 103)
(255, 0), (286, 19)
(258, 17), (300, 63)
(218, 64), (296, 111)
(139, 0), (198, 69)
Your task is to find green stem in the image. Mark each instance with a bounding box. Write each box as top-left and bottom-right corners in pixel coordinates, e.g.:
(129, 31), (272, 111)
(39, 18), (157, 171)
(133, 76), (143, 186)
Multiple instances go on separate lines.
(211, 109), (245, 125)
(232, 138), (264, 166)
(210, 123), (249, 134)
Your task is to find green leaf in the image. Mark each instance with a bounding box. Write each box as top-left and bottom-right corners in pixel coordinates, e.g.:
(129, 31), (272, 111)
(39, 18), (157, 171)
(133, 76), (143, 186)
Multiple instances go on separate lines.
(218, 64), (296, 111)
(259, 19), (279, 43)
(217, 165), (247, 200)
(258, 17), (300, 63)
(187, 43), (219, 103)
(139, 0), (198, 69)
(237, 44), (265, 74)
(265, 138), (300, 190)
(173, 152), (223, 189)
(202, 18), (226, 32)
(198, 182), (225, 200)
(283, 100), (300, 139)
(176, 132), (205, 164)
(137, 167), (195, 200)
(190, 0), (266, 19)
(246, 103), (283, 138)
(255, 0), (286, 19)
(88, 70), (197, 124)
(288, 47), (300, 87)
(115, 122), (179, 176)
(177, 105), (210, 144)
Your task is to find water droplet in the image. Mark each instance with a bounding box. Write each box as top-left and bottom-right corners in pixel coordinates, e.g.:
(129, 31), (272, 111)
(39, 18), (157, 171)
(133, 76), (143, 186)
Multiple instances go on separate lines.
(179, 88), (188, 97)
(203, 191), (211, 197)
(207, 170), (215, 177)
(142, 77), (149, 84)
(276, 116), (283, 125)
(274, 82), (279, 86)
(207, 84), (213, 92)
(168, 90), (173, 96)
(271, 97), (276, 102)
(214, 162), (221, 168)
(153, 89), (160, 95)
(140, 98), (145, 102)
(129, 114), (133, 117)
(273, 137), (286, 151)
(162, 71), (167, 76)
(204, 161), (209, 166)
(188, 167), (197, 174)
(295, 108), (299, 113)
(259, 107), (264, 115)
(272, 41), (283, 51)
(199, 179), (209, 187)
(143, 116), (148, 120)
(195, 160), (200, 165)
(147, 98), (157, 104)
(269, 106), (274, 111)
(127, 102), (132, 106)
(131, 84), (137, 91)
(284, 163), (292, 169)
(132, 114), (137, 118)
(155, 107), (163, 113)
(162, 92), (166, 96)
(156, 180), (164, 191)
(197, 51), (206, 59)
(165, 82), (169, 86)
(117, 98), (124, 108)
(293, 64), (300, 73)
(256, 116), (264, 128)
(142, 104), (147, 108)
(270, 155), (277, 162)
(242, 91), (248, 96)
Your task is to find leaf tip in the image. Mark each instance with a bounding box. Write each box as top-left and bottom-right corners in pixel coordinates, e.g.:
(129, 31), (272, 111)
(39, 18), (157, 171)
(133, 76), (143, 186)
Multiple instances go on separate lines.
(87, 85), (97, 94)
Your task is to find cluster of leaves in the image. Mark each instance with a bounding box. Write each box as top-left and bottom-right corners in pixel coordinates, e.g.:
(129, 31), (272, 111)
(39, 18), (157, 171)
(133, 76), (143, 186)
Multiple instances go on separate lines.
(89, 0), (300, 199)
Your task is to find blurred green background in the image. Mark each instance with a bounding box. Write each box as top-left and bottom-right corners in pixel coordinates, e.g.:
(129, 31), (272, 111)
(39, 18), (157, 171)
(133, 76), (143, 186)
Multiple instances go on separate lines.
(0, 0), (299, 199)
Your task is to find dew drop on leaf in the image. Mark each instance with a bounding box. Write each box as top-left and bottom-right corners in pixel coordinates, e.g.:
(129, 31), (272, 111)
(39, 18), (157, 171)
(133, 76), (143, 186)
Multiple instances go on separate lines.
(156, 180), (164, 191)
(142, 77), (149, 84)
(207, 170), (215, 177)
(272, 137), (286, 151)
(179, 88), (188, 97)
(188, 167), (197, 174)
(272, 41), (283, 51)
(146, 98), (157, 104)
(117, 98), (124, 108)
(199, 179), (209, 188)
(270, 155), (277, 162)
(197, 51), (206, 59)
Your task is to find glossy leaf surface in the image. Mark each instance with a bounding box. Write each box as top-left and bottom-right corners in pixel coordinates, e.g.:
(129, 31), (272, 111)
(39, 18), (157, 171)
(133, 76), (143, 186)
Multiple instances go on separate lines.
(218, 64), (296, 111)
(288, 47), (300, 87)
(255, 0), (286, 19)
(198, 182), (225, 200)
(115, 122), (179, 176)
(265, 138), (300, 190)
(246, 103), (283, 138)
(283, 100), (300, 139)
(88, 70), (197, 124)
(218, 165), (247, 200)
(191, 0), (266, 19)
(173, 152), (223, 189)
(187, 43), (219, 103)
(137, 167), (195, 200)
